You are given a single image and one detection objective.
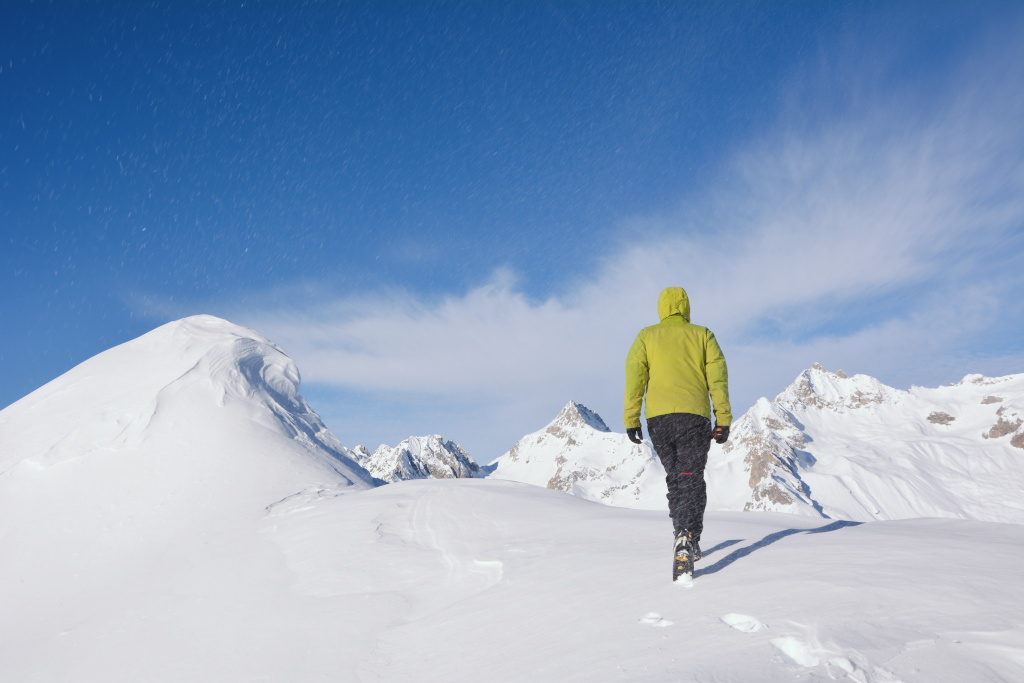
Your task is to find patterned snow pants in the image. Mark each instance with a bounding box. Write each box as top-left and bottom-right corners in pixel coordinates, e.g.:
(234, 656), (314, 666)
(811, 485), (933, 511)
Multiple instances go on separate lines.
(647, 412), (712, 541)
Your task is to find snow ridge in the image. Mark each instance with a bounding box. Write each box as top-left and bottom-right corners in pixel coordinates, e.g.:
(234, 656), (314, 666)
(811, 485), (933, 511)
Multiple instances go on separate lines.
(709, 365), (1024, 522)
(488, 367), (1024, 524)
(0, 314), (376, 487)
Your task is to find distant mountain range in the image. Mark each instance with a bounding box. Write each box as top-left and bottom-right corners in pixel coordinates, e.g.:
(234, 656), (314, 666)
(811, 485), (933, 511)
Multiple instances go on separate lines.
(487, 401), (667, 509)
(707, 364), (1024, 523)
(3, 315), (1020, 526)
(352, 435), (482, 483)
(488, 364), (1024, 524)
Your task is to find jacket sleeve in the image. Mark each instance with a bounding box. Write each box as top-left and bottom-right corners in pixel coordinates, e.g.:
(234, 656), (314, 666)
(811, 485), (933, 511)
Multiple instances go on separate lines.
(705, 331), (732, 426)
(623, 332), (649, 429)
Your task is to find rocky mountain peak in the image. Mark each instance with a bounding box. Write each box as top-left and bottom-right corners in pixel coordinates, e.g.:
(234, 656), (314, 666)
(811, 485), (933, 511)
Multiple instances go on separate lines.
(774, 364), (901, 412)
(356, 434), (481, 483)
(547, 401), (611, 435)
(490, 402), (667, 509)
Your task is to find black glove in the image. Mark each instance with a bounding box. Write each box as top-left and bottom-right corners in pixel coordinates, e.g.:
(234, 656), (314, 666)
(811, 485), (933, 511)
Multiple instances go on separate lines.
(711, 425), (730, 444)
(627, 427), (643, 444)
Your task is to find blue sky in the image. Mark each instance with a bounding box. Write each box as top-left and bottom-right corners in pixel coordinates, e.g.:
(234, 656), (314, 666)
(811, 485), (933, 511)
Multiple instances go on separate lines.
(3, 1), (1023, 461)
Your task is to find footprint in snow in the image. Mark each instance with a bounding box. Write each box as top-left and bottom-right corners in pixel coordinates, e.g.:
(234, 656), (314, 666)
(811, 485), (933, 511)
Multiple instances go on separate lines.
(769, 634), (902, 681)
(639, 612), (673, 628)
(771, 636), (821, 667)
(721, 613), (766, 633)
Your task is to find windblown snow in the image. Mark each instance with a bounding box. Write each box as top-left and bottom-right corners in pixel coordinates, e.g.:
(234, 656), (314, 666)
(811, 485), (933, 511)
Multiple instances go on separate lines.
(1, 317), (1022, 682)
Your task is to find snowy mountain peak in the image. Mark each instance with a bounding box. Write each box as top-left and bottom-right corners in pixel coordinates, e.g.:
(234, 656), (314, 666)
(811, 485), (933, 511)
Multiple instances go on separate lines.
(354, 434), (481, 483)
(774, 363), (902, 412)
(484, 369), (1024, 525)
(489, 403), (666, 508)
(708, 369), (1024, 522)
(0, 315), (375, 488)
(547, 401), (611, 434)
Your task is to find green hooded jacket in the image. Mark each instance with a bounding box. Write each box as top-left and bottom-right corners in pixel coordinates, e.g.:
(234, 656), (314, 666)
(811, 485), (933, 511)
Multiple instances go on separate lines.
(623, 287), (731, 429)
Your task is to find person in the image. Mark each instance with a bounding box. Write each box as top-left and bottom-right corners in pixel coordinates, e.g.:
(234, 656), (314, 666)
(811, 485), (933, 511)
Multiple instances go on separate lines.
(623, 286), (731, 580)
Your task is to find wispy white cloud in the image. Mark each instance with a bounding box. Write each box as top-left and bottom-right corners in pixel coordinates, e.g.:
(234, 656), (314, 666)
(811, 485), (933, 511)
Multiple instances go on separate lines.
(224, 24), (1024, 460)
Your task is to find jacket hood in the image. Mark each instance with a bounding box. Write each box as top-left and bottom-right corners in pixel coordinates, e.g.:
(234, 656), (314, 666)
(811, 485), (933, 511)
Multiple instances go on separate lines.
(657, 287), (690, 322)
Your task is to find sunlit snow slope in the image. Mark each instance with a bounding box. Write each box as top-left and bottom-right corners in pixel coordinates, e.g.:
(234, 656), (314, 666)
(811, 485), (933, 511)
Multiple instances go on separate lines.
(4, 476), (1023, 682)
(0, 314), (373, 488)
(708, 365), (1024, 522)
(0, 315), (377, 617)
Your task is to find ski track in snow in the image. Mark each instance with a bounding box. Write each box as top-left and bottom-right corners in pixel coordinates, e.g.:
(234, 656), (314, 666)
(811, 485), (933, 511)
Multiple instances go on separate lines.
(391, 484), (505, 621)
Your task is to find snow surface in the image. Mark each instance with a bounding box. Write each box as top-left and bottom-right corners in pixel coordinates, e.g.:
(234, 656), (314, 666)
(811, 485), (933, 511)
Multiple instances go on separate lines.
(2, 317), (1023, 681)
(2, 477), (1022, 682)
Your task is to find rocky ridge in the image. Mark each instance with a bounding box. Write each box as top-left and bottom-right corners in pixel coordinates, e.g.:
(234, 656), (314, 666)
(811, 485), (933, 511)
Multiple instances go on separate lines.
(488, 401), (668, 509)
(707, 365), (1024, 522)
(354, 435), (482, 483)
(486, 367), (1024, 524)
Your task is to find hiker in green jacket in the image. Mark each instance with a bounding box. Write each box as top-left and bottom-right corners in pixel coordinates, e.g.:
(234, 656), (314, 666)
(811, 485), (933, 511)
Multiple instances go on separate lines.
(623, 286), (731, 579)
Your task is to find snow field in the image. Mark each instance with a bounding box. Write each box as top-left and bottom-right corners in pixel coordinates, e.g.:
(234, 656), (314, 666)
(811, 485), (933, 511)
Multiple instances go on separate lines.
(3, 316), (1023, 682)
(4, 460), (1024, 681)
(76, 478), (1024, 680)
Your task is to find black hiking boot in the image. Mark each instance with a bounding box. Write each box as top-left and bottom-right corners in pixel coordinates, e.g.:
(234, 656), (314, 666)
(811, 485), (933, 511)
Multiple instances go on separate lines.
(672, 531), (695, 581)
(673, 532), (703, 562)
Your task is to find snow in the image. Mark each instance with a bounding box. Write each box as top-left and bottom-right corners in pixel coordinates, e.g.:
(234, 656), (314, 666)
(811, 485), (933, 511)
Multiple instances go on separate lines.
(1, 317), (1022, 681)
(722, 613), (766, 633)
(710, 364), (1024, 523)
(353, 434), (482, 482)
(489, 400), (669, 508)
(489, 366), (1024, 525)
(3, 477), (1022, 681)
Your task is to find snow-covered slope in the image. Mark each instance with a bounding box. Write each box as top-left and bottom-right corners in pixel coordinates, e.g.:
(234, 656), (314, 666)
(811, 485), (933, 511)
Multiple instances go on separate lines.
(488, 401), (668, 509)
(708, 364), (1024, 523)
(3, 477), (1022, 682)
(0, 314), (373, 489)
(0, 316), (378, 652)
(1, 324), (1021, 681)
(353, 434), (482, 482)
